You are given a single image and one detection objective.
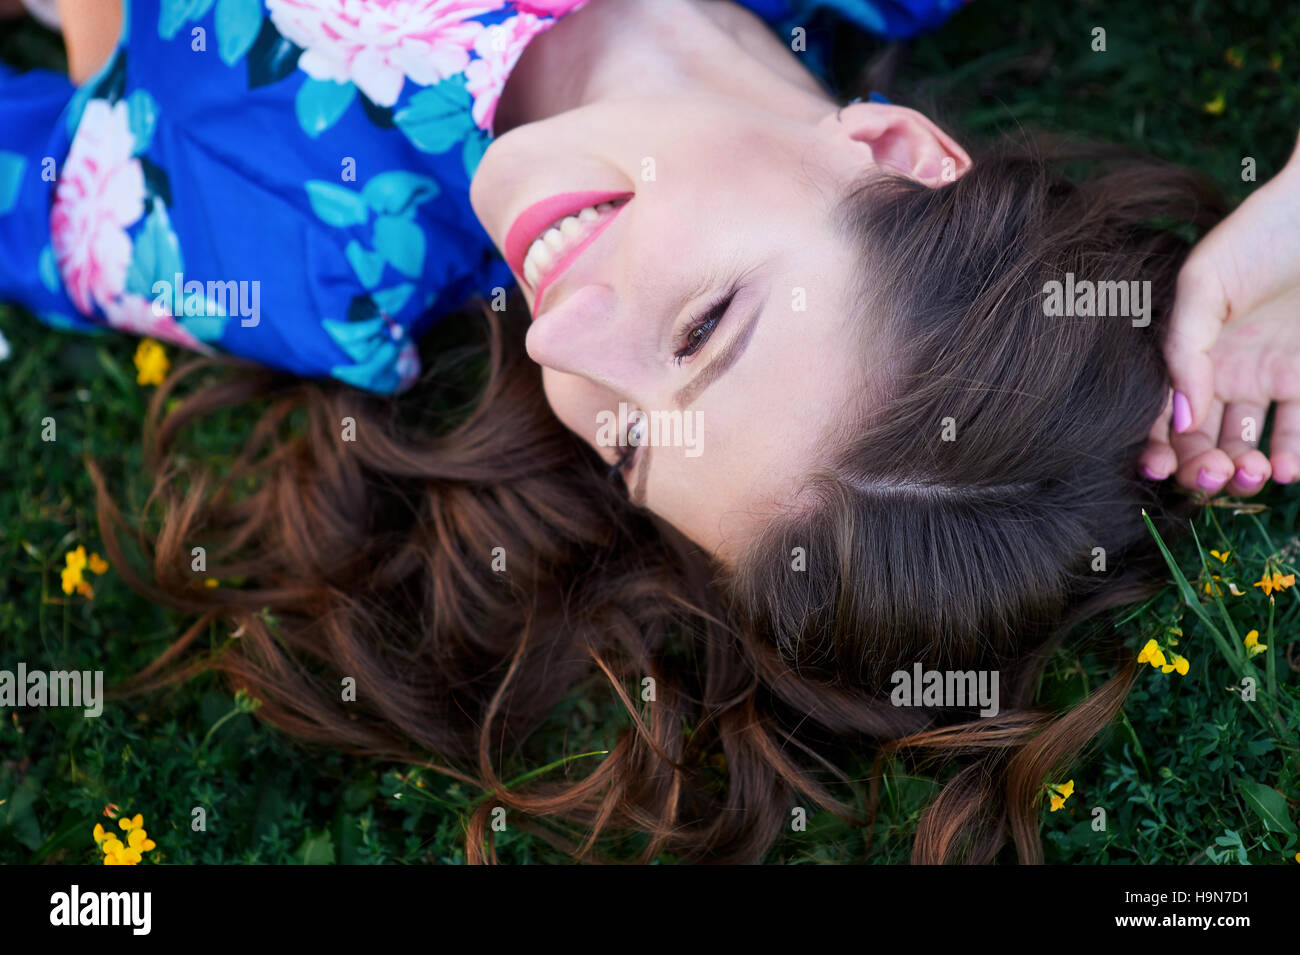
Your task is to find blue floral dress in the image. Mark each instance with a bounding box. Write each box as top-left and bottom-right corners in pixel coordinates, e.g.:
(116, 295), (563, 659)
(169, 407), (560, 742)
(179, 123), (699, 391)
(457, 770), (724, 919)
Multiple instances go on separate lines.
(0, 0), (962, 393)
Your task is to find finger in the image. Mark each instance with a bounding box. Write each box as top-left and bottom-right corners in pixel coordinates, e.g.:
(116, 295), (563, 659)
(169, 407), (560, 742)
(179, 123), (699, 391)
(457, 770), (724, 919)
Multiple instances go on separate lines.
(1218, 401), (1272, 495)
(1269, 400), (1300, 483)
(1171, 397), (1235, 495)
(1164, 260), (1229, 436)
(1139, 388), (1177, 480)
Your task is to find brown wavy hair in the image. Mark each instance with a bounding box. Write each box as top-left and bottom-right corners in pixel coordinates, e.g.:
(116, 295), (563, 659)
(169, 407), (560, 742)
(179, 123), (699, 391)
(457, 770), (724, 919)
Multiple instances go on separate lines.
(90, 131), (1225, 864)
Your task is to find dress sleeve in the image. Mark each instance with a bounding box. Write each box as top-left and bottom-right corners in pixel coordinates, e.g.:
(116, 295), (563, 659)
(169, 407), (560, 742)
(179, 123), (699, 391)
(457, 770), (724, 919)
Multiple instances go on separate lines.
(0, 62), (98, 332)
(799, 0), (968, 39)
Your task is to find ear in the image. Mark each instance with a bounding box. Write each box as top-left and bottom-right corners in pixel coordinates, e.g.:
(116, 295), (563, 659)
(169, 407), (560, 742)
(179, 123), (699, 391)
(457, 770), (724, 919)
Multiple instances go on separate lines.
(822, 102), (972, 187)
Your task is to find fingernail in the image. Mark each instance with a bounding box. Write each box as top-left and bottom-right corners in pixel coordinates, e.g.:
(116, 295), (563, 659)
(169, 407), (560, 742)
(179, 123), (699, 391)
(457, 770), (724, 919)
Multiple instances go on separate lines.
(1197, 467), (1226, 491)
(1235, 466), (1264, 486)
(1141, 464), (1166, 481)
(1172, 391), (1192, 433)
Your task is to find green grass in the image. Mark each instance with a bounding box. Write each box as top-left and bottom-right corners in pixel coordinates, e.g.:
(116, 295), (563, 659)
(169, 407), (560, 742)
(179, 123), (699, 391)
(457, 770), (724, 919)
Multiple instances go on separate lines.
(2, 0), (1298, 865)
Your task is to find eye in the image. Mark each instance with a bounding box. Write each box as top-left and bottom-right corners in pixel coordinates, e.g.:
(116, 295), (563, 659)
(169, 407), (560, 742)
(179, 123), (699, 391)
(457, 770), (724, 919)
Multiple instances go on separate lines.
(607, 411), (646, 483)
(673, 286), (739, 366)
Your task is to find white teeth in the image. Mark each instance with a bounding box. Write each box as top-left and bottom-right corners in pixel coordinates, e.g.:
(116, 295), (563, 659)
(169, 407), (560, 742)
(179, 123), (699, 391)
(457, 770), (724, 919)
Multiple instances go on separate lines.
(529, 242), (555, 270)
(521, 198), (628, 290)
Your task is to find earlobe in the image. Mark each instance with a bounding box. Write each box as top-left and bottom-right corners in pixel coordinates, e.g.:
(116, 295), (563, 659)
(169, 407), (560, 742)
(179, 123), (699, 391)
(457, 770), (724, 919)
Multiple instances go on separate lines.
(830, 102), (971, 188)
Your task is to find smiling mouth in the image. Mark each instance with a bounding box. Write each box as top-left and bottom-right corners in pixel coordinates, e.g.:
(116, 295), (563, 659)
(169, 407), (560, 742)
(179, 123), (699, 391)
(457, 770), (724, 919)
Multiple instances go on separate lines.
(525, 197), (631, 307)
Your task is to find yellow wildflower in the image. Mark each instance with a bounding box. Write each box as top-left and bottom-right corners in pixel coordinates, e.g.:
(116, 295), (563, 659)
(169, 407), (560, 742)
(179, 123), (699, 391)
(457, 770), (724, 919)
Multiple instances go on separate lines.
(1210, 550), (1231, 563)
(1244, 629), (1268, 658)
(134, 338), (169, 386)
(1203, 93), (1226, 115)
(95, 812), (156, 865)
(1254, 570), (1296, 596)
(1048, 779), (1075, 812)
(1138, 638), (1167, 669)
(1138, 638), (1187, 675)
(88, 552), (109, 575)
(60, 545), (87, 595)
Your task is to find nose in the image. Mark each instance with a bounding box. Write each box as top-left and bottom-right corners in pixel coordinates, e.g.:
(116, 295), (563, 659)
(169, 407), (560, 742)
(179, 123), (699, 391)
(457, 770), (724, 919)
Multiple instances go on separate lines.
(524, 283), (645, 395)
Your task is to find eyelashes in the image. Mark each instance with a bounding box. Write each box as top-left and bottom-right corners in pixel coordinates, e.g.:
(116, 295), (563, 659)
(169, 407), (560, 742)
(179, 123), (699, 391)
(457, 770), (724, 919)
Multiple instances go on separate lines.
(672, 283), (740, 367)
(607, 413), (645, 483)
(608, 279), (744, 487)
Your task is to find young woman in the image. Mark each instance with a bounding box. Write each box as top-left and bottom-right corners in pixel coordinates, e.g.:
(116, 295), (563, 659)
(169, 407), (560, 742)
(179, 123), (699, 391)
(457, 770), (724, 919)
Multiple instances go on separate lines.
(3, 0), (1298, 863)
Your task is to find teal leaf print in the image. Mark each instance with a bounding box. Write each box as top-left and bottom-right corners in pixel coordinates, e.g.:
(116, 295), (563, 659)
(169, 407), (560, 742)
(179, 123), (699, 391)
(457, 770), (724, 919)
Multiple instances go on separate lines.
(247, 18), (303, 89)
(327, 325), (403, 390)
(126, 90), (159, 156)
(125, 198), (185, 299)
(373, 283), (415, 316)
(295, 78), (358, 138)
(179, 311), (228, 343)
(361, 171), (439, 217)
(345, 240), (386, 290)
(393, 80), (474, 154)
(38, 245), (60, 295)
(322, 316), (389, 363)
(372, 215), (425, 280)
(304, 181), (369, 229)
(0, 151), (25, 216)
(330, 351), (401, 393)
(158, 0), (216, 42)
(215, 0), (263, 66)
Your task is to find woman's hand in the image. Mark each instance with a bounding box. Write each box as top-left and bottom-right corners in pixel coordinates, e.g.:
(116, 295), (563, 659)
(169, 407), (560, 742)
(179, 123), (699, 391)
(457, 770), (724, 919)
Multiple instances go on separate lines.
(1141, 131), (1300, 496)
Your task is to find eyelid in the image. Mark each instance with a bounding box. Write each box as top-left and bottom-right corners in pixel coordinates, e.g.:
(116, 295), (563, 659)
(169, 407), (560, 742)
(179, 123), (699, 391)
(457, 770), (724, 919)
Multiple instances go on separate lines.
(672, 280), (742, 366)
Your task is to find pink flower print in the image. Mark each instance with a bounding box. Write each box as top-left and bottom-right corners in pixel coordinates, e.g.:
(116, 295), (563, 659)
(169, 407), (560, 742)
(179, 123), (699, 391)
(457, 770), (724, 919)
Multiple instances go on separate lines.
(50, 98), (146, 315)
(464, 12), (552, 131)
(514, 0), (590, 15)
(102, 293), (209, 352)
(266, 0), (507, 108)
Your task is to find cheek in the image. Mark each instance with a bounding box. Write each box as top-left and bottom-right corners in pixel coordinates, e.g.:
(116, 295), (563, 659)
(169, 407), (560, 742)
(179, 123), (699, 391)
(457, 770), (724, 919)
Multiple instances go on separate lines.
(541, 367), (604, 451)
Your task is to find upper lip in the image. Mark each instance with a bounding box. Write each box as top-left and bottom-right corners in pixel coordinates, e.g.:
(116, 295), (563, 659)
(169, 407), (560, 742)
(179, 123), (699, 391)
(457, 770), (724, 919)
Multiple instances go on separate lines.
(505, 190), (633, 296)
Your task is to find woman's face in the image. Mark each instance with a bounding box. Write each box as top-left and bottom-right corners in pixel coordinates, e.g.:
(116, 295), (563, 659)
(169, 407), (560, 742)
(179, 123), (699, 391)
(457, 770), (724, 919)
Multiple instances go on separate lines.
(470, 96), (967, 562)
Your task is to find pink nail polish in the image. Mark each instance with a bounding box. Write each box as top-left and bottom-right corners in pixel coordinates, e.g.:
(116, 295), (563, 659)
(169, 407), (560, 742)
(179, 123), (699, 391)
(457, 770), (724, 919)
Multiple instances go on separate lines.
(1141, 464), (1165, 481)
(1235, 466), (1263, 486)
(1197, 467), (1225, 491)
(1173, 391), (1192, 433)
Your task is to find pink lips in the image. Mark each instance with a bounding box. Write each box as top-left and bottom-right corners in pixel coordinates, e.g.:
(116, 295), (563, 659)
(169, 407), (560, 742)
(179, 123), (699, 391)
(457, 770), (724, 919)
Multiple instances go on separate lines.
(504, 190), (632, 310)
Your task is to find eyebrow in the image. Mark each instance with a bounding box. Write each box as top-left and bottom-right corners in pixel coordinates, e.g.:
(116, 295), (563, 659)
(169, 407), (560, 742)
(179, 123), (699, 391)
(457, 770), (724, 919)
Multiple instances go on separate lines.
(672, 292), (765, 409)
(629, 293), (767, 507)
